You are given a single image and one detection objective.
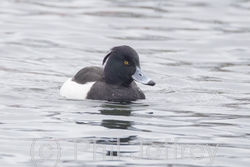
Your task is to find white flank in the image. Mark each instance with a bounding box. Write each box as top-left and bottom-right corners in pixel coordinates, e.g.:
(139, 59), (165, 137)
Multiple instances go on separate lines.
(60, 78), (95, 99)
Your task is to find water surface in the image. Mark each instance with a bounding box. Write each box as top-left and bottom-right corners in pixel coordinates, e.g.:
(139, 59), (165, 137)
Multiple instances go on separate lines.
(1, 0), (250, 167)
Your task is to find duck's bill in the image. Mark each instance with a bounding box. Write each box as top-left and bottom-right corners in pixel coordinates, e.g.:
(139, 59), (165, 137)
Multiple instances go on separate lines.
(132, 67), (156, 86)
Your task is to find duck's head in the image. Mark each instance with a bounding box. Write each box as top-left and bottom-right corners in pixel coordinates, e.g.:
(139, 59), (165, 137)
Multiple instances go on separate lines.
(103, 45), (156, 87)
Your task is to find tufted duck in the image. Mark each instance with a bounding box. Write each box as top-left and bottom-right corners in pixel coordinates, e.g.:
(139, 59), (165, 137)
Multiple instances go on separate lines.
(60, 45), (155, 101)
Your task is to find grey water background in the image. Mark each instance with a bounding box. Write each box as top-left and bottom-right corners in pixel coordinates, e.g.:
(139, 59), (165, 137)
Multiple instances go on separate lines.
(1, 0), (250, 166)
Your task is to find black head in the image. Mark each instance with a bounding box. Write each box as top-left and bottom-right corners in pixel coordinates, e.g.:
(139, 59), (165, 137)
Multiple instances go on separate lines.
(103, 45), (155, 87)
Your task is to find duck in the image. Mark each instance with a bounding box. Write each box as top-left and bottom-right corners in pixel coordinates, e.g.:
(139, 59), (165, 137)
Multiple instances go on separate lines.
(60, 45), (155, 102)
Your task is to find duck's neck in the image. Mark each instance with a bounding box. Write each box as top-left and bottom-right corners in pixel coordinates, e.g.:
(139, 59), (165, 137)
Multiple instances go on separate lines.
(104, 69), (132, 87)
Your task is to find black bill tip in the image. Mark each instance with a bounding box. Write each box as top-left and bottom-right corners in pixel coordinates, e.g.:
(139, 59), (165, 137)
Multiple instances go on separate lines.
(147, 80), (156, 86)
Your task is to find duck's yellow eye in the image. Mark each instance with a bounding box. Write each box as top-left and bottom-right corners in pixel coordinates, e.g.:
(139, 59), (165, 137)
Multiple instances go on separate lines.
(124, 61), (129, 65)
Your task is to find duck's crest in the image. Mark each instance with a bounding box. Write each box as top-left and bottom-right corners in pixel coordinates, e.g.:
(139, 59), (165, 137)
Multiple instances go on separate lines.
(102, 49), (112, 65)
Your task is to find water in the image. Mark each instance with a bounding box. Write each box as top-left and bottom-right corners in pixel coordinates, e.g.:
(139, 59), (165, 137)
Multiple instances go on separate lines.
(1, 0), (250, 166)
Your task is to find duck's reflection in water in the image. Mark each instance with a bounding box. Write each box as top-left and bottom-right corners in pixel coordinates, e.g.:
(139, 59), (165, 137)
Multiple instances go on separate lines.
(97, 102), (138, 157)
(100, 102), (132, 115)
(100, 102), (133, 129)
